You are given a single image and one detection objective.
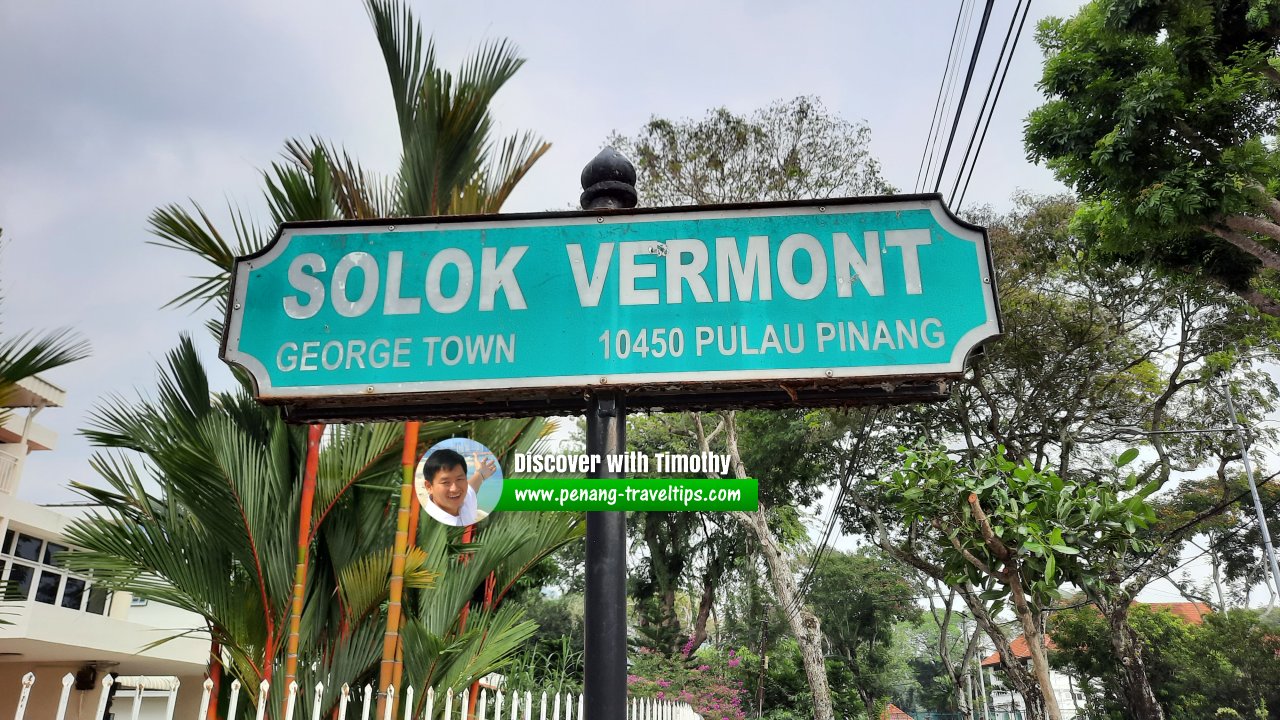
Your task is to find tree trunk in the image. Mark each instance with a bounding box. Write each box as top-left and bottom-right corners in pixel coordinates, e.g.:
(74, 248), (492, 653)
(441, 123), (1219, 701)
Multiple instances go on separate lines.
(963, 669), (975, 720)
(1006, 568), (1062, 720)
(1105, 604), (1165, 720)
(1209, 547), (1227, 612)
(734, 505), (833, 720)
(854, 682), (877, 720)
(722, 412), (834, 720)
(689, 569), (716, 653)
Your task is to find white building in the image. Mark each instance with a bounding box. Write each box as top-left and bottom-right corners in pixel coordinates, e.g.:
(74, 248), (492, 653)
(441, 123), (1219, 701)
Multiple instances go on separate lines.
(0, 376), (209, 719)
(980, 633), (1084, 720)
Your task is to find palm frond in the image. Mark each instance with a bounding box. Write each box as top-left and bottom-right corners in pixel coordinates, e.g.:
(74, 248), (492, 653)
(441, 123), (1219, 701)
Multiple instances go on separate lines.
(0, 328), (89, 409)
(147, 202), (264, 309)
(264, 148), (338, 224)
(284, 137), (397, 219)
(478, 132), (551, 213)
(398, 38), (531, 216)
(366, 0), (433, 147)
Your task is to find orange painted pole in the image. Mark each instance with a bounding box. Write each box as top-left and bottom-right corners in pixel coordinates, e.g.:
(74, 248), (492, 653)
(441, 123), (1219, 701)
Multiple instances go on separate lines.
(377, 421), (420, 720)
(389, 422), (420, 703)
(284, 423), (324, 706)
(207, 641), (221, 720)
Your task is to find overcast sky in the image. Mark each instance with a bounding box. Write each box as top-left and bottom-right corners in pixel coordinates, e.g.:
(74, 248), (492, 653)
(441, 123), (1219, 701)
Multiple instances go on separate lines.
(1, 0), (1085, 505)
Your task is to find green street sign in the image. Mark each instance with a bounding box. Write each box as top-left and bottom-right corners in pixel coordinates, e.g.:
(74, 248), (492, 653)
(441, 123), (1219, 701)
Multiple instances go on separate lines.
(222, 195), (1001, 419)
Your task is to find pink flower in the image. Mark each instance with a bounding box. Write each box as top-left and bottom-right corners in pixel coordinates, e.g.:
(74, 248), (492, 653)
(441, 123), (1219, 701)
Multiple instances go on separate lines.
(657, 680), (671, 688)
(727, 658), (740, 667)
(697, 664), (711, 672)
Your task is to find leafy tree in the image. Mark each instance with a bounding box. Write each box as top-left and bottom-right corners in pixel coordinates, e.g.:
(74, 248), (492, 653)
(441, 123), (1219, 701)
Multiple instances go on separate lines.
(806, 549), (920, 720)
(623, 413), (738, 655)
(610, 96), (891, 207)
(1158, 473), (1280, 610)
(893, 609), (982, 714)
(873, 444), (1157, 720)
(849, 193), (1279, 720)
(1024, 0), (1280, 317)
(1051, 605), (1280, 719)
(607, 98), (892, 720)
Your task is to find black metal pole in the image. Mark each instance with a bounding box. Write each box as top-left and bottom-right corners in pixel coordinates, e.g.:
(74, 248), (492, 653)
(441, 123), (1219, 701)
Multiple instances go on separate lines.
(580, 147), (637, 720)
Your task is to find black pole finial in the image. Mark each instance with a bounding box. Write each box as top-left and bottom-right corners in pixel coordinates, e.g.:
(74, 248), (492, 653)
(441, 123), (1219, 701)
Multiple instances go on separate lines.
(580, 147), (638, 210)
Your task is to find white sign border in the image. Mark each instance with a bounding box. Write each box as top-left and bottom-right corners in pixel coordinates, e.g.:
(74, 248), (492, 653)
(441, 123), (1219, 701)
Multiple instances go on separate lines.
(222, 195), (1001, 402)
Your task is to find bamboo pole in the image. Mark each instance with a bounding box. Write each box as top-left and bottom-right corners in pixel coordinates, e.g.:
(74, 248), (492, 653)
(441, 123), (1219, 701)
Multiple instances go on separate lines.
(285, 423), (325, 705)
(377, 421), (420, 720)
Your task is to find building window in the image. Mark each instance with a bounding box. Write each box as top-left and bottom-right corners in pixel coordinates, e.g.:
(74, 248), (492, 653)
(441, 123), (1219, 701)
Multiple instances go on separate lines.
(0, 530), (109, 614)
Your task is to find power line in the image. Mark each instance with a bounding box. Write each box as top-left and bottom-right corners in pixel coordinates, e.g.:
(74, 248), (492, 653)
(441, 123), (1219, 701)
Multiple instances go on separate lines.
(933, 0), (998, 196)
(952, 0), (1034, 209)
(783, 410), (882, 618)
(914, 0), (971, 193)
(922, 0), (979, 193)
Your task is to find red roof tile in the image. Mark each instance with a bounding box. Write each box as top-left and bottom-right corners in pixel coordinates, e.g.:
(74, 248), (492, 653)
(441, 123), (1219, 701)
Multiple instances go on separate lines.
(881, 703), (913, 720)
(980, 633), (1056, 667)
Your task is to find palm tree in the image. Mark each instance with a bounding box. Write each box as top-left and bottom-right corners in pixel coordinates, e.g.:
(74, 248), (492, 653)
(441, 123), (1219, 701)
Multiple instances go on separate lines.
(146, 0), (549, 315)
(65, 0), (566, 715)
(64, 337), (581, 717)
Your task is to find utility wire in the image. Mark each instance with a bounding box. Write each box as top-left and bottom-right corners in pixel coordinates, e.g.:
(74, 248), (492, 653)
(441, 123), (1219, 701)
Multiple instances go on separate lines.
(951, 0), (1034, 208)
(933, 0), (998, 196)
(783, 410), (882, 618)
(914, 0), (971, 193)
(923, 0), (979, 193)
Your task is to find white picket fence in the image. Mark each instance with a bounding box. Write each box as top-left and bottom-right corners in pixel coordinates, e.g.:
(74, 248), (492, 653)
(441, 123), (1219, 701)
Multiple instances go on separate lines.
(11, 672), (700, 720)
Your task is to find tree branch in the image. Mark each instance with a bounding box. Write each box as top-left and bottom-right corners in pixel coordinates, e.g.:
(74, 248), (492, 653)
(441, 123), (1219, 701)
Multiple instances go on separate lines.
(934, 517), (993, 575)
(1206, 220), (1280, 270)
(1233, 287), (1280, 318)
(967, 493), (1011, 560)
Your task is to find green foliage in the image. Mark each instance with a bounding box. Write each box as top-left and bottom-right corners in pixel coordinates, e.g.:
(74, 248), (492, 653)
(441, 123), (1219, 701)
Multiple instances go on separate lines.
(628, 645), (748, 720)
(64, 337), (580, 718)
(851, 192), (1279, 716)
(807, 549), (921, 716)
(1156, 473), (1280, 602)
(1050, 605), (1280, 719)
(1024, 0), (1280, 307)
(607, 407), (859, 656)
(504, 594), (585, 695)
(150, 0), (548, 316)
(880, 444), (1156, 609)
(610, 96), (891, 207)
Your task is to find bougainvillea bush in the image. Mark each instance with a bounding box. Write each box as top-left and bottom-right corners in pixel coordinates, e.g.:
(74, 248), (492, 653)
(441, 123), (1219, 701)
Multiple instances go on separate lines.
(628, 641), (748, 720)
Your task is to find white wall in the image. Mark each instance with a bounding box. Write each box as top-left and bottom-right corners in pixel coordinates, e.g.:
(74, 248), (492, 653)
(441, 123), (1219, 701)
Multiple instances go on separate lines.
(0, 665), (205, 720)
